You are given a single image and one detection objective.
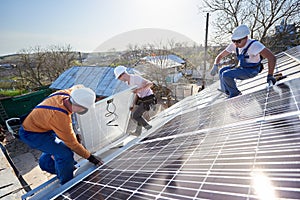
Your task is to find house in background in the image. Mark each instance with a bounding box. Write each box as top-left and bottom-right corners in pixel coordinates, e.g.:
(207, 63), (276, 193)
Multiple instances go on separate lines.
(275, 18), (297, 35)
(137, 54), (201, 101)
(140, 54), (186, 83)
(0, 63), (16, 69)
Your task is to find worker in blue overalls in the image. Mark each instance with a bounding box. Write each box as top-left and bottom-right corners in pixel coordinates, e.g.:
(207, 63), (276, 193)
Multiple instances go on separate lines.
(18, 85), (103, 184)
(210, 24), (277, 98)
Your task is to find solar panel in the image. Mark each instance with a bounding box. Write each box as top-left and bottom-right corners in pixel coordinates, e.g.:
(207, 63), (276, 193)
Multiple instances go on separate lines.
(21, 46), (300, 200)
(76, 88), (135, 154)
(52, 76), (300, 200)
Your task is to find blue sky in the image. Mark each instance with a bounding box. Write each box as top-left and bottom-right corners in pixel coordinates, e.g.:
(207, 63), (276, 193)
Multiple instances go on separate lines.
(0, 0), (209, 56)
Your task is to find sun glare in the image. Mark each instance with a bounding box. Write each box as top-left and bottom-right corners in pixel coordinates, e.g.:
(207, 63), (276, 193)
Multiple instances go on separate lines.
(251, 169), (277, 200)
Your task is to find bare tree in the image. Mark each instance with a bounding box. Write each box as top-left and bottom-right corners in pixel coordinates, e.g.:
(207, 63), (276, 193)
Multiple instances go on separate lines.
(201, 0), (300, 46)
(44, 45), (78, 82)
(120, 40), (199, 106)
(16, 46), (46, 89)
(15, 45), (78, 89)
(116, 42), (174, 98)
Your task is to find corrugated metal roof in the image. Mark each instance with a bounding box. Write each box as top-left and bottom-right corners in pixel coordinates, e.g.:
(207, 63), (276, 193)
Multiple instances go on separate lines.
(50, 66), (129, 97)
(142, 54), (185, 68)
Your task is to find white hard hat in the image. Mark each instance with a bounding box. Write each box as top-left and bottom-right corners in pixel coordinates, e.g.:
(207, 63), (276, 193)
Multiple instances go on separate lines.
(114, 65), (127, 79)
(231, 24), (250, 40)
(70, 87), (96, 109)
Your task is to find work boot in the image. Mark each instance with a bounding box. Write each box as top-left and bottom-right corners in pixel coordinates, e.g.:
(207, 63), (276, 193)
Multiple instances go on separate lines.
(228, 92), (242, 99)
(217, 88), (229, 96)
(131, 125), (142, 137)
(144, 124), (152, 130)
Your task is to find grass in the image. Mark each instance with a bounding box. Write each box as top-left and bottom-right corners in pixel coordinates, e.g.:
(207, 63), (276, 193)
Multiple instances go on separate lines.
(0, 75), (26, 97)
(0, 89), (28, 97)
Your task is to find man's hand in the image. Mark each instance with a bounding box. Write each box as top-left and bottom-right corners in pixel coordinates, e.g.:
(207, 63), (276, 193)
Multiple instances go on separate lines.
(87, 154), (104, 166)
(210, 63), (220, 76)
(132, 88), (139, 94)
(267, 74), (276, 85)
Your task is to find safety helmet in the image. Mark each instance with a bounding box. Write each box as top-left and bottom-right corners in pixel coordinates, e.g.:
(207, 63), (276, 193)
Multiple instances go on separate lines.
(114, 65), (127, 79)
(70, 87), (96, 109)
(231, 24), (250, 40)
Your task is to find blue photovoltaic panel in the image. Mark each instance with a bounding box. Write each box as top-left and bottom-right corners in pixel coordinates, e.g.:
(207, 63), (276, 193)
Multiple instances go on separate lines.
(20, 46), (299, 200)
(53, 77), (300, 200)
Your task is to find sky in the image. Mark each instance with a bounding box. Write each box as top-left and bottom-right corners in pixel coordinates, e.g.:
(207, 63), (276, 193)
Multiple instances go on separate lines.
(0, 0), (211, 56)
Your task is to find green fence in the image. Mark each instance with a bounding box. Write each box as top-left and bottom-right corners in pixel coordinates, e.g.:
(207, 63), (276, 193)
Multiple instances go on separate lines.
(0, 88), (53, 125)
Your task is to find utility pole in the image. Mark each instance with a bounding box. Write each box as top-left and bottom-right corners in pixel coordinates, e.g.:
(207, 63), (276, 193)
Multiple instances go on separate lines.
(202, 13), (209, 89)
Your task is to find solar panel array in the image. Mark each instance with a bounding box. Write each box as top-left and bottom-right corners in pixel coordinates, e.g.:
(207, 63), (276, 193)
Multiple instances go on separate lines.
(52, 71), (300, 200)
(19, 46), (299, 200)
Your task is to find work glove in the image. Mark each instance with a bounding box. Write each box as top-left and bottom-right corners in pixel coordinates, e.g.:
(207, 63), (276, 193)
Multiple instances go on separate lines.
(87, 154), (104, 166)
(210, 64), (220, 76)
(267, 74), (276, 85)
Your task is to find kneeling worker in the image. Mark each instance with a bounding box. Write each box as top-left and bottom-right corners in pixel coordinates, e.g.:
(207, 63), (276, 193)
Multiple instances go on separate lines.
(18, 85), (103, 185)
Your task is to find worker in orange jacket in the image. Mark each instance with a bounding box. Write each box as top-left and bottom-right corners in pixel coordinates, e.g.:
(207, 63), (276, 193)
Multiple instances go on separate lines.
(18, 85), (103, 184)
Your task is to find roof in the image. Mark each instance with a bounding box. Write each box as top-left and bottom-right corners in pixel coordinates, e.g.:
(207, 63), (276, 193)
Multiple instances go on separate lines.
(142, 54), (185, 68)
(50, 66), (129, 97)
(23, 46), (300, 200)
(0, 143), (25, 199)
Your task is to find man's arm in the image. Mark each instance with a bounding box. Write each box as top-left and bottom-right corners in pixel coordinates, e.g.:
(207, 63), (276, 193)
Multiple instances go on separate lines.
(133, 79), (153, 94)
(260, 48), (276, 75)
(52, 115), (104, 166)
(210, 49), (231, 76)
(51, 115), (91, 158)
(214, 50), (231, 64)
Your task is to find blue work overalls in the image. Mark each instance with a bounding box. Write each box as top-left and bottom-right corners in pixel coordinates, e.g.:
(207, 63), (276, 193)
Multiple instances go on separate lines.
(219, 40), (262, 98)
(18, 93), (75, 185)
